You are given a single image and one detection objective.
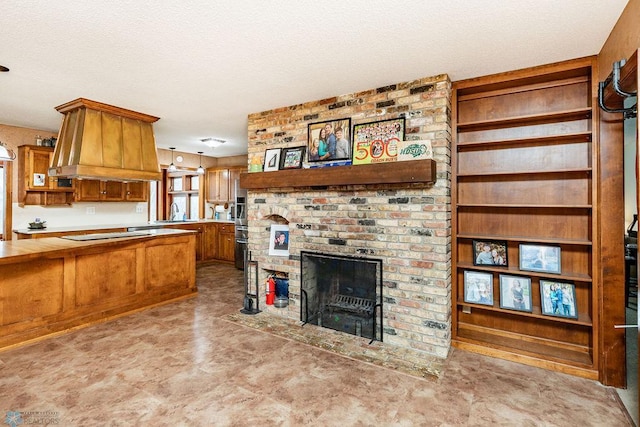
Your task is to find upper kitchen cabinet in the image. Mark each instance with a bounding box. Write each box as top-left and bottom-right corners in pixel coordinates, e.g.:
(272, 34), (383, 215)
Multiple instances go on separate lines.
(18, 145), (75, 206)
(124, 181), (148, 201)
(75, 180), (148, 202)
(206, 166), (244, 203)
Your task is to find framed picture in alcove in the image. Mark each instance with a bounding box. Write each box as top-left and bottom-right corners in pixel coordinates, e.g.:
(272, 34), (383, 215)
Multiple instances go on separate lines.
(269, 224), (290, 257)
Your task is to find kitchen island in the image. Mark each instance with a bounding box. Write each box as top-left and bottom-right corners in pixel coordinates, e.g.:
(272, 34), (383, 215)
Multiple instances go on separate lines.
(13, 219), (237, 264)
(0, 228), (197, 351)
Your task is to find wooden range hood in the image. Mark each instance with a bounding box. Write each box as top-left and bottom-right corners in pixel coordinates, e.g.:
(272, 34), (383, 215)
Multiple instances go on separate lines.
(49, 98), (162, 181)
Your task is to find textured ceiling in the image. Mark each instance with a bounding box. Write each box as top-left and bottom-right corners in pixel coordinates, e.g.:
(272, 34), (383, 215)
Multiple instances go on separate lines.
(0, 0), (629, 157)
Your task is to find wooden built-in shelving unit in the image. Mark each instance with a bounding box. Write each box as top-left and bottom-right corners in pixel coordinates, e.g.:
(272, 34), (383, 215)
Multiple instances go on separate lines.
(451, 57), (599, 379)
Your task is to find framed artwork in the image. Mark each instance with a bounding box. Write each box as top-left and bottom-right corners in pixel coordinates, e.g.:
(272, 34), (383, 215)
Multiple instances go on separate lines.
(307, 118), (352, 164)
(473, 240), (508, 267)
(519, 244), (561, 274)
(263, 148), (282, 172)
(499, 275), (532, 312)
(540, 280), (577, 319)
(269, 224), (290, 257)
(33, 173), (46, 187)
(280, 146), (306, 169)
(463, 270), (493, 306)
(352, 117), (405, 165)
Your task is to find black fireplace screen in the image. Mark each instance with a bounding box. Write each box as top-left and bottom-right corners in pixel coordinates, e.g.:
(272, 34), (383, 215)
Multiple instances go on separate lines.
(300, 251), (383, 342)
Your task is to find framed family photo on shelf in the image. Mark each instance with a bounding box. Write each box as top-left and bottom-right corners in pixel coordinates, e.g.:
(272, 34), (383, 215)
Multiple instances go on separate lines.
(307, 118), (351, 164)
(280, 146), (306, 169)
(473, 240), (508, 267)
(519, 244), (561, 274)
(463, 270), (493, 306)
(540, 280), (577, 319)
(352, 117), (405, 165)
(263, 148), (282, 172)
(499, 275), (532, 312)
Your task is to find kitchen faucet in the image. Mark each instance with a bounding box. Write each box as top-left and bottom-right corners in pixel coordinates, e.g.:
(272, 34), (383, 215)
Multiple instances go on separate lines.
(170, 202), (179, 220)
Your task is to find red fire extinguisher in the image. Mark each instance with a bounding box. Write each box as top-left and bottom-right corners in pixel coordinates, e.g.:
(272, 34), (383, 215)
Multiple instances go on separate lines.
(266, 276), (276, 305)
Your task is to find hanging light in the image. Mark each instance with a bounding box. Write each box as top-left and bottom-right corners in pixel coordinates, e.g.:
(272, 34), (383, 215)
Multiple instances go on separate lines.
(196, 151), (205, 175)
(0, 141), (16, 161)
(167, 147), (177, 172)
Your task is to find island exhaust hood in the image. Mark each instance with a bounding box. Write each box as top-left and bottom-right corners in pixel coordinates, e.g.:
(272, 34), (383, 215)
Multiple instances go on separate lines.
(49, 98), (162, 181)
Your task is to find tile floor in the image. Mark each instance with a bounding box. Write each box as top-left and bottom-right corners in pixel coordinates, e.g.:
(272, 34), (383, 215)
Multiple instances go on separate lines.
(0, 263), (633, 426)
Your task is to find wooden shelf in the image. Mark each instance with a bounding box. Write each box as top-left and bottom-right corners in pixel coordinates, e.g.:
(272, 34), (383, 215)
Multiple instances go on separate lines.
(457, 131), (592, 150)
(457, 167), (591, 177)
(457, 203), (592, 209)
(456, 234), (592, 246)
(169, 190), (199, 195)
(455, 323), (595, 370)
(239, 159), (437, 190)
(456, 108), (592, 132)
(455, 262), (593, 283)
(456, 301), (593, 326)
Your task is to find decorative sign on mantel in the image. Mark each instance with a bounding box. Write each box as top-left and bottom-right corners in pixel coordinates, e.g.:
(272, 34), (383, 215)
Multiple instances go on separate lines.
(352, 118), (405, 165)
(397, 139), (433, 161)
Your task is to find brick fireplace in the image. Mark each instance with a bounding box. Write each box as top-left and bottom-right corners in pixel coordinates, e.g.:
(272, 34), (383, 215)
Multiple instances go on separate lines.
(245, 73), (452, 358)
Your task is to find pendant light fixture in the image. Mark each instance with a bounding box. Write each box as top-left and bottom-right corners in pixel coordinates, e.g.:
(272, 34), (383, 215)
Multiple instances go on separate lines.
(0, 141), (16, 161)
(196, 151), (205, 175)
(167, 147), (177, 172)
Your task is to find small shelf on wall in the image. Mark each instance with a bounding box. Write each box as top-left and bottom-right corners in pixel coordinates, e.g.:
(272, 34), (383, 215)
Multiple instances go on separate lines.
(455, 263), (593, 283)
(239, 159), (437, 190)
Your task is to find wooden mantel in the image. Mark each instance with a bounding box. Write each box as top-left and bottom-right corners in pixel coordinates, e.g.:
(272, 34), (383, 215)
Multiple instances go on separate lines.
(239, 159), (437, 190)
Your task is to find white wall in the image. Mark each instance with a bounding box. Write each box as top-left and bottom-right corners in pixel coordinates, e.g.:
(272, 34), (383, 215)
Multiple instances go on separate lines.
(13, 202), (148, 230)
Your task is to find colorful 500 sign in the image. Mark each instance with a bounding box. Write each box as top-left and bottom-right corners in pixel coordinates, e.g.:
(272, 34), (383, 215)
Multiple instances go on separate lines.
(352, 117), (405, 165)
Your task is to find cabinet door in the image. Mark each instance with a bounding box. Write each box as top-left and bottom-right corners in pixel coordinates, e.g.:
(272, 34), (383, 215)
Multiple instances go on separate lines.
(76, 180), (103, 201)
(203, 223), (218, 260)
(217, 224), (235, 262)
(103, 181), (125, 201)
(125, 182), (148, 201)
(217, 169), (230, 202)
(206, 170), (219, 202)
(229, 167), (243, 202)
(27, 147), (53, 190)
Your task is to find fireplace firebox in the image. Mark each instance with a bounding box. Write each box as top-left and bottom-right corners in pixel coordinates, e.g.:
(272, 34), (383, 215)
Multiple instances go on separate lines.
(300, 252), (383, 343)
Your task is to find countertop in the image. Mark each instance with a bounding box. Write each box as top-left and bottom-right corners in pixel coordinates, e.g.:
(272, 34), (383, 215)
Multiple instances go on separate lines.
(0, 228), (196, 264)
(13, 219), (236, 235)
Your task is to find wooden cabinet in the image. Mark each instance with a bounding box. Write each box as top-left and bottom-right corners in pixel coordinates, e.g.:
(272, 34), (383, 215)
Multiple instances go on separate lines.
(451, 57), (598, 379)
(217, 223), (235, 262)
(229, 167), (243, 201)
(162, 223), (204, 261)
(125, 182), (148, 201)
(18, 145), (75, 206)
(202, 222), (235, 263)
(207, 167), (244, 203)
(203, 223), (218, 260)
(75, 180), (148, 202)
